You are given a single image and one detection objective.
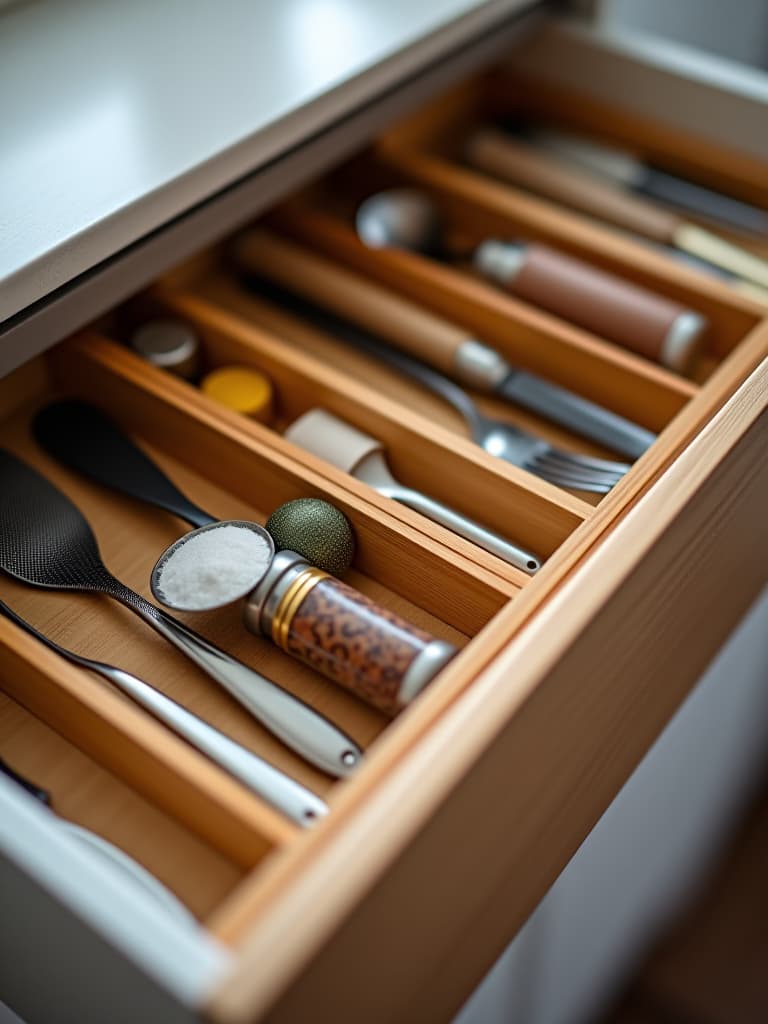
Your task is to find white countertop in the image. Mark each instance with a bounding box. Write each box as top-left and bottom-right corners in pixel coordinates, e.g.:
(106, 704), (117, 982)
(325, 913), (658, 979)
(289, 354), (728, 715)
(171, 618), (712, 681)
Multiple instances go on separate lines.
(0, 0), (536, 325)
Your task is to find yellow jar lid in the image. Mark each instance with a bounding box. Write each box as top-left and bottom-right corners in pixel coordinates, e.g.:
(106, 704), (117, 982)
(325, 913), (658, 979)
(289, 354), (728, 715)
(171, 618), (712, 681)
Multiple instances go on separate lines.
(201, 366), (274, 422)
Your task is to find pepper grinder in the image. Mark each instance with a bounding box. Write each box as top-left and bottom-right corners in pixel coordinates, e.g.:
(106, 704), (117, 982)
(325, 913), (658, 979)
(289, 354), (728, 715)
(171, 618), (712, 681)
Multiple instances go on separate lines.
(243, 550), (457, 715)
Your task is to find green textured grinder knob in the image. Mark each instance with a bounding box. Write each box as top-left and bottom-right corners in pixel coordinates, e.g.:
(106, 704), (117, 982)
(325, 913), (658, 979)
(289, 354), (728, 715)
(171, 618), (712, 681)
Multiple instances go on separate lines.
(266, 498), (356, 575)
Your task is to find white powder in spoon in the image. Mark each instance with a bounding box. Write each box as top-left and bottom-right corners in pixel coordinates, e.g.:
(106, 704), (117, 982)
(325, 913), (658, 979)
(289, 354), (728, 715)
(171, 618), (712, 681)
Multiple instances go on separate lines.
(155, 523), (273, 610)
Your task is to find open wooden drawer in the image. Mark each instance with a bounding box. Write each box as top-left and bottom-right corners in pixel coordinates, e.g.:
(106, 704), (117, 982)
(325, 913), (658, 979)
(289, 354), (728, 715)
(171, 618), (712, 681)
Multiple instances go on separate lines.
(1, 12), (768, 1024)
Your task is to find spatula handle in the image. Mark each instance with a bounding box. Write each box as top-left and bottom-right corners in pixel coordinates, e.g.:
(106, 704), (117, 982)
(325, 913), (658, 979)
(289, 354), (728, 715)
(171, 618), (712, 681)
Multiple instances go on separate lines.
(128, 601), (362, 779)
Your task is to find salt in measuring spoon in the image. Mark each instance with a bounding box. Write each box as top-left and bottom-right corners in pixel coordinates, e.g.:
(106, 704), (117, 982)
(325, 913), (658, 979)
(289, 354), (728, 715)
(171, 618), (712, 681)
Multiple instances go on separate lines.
(150, 520), (276, 612)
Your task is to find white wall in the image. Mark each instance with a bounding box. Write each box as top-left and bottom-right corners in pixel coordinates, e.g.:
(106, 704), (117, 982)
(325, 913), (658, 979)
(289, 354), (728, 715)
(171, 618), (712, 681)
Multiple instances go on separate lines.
(599, 0), (768, 69)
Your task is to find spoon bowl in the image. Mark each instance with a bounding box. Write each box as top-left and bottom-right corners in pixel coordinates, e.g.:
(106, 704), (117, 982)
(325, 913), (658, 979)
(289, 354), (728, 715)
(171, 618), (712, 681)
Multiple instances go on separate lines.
(355, 188), (446, 256)
(151, 519), (275, 612)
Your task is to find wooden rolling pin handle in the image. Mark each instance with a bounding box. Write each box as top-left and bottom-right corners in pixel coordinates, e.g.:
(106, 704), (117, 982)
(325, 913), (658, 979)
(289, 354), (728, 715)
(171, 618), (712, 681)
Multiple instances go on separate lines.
(235, 228), (473, 377)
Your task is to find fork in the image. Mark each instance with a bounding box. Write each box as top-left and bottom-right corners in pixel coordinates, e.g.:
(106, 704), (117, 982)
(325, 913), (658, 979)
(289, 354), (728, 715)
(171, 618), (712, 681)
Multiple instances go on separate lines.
(246, 279), (631, 492)
(329, 327), (631, 494)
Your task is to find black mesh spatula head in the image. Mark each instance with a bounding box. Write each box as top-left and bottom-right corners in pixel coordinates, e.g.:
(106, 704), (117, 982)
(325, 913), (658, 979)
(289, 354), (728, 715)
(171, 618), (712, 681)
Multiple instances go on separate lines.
(32, 400), (214, 529)
(0, 448), (127, 596)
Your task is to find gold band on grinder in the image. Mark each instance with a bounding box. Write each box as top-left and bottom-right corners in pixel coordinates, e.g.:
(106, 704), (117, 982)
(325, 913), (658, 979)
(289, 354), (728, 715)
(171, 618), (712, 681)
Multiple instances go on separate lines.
(271, 567), (328, 651)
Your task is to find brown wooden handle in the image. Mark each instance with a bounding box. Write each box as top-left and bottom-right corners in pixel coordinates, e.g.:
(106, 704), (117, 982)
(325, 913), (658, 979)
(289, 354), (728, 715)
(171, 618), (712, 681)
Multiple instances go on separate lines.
(467, 130), (681, 245)
(235, 229), (472, 375)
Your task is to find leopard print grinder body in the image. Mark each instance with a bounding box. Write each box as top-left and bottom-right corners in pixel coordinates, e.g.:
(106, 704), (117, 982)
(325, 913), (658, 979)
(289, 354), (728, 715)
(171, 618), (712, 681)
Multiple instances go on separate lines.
(244, 551), (457, 715)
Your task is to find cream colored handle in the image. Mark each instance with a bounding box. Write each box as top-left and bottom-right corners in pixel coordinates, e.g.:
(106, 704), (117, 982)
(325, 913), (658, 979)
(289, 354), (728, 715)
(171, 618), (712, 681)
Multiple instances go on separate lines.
(235, 228), (471, 375)
(467, 130), (681, 245)
(674, 224), (768, 290)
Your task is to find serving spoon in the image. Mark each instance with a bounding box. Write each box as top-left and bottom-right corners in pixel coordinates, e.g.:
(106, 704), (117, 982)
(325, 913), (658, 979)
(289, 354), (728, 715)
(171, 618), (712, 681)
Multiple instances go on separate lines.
(0, 448), (362, 778)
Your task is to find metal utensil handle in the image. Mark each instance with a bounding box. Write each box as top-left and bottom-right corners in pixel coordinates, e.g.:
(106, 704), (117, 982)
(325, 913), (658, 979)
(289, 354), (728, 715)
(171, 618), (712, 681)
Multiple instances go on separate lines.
(382, 484), (541, 574)
(0, 597), (327, 822)
(0, 756), (51, 805)
(126, 600), (361, 779)
(344, 326), (485, 431)
(503, 371), (656, 460)
(95, 664), (327, 825)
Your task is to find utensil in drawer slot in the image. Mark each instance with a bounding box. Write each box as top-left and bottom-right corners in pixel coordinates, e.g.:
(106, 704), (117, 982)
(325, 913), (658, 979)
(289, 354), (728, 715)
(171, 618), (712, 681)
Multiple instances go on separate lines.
(235, 228), (656, 460)
(0, 449), (362, 778)
(466, 129), (768, 292)
(0, 599), (327, 825)
(525, 127), (768, 237)
(356, 188), (708, 373)
(0, 754), (197, 925)
(0, 753), (51, 804)
(285, 409), (542, 573)
(237, 276), (631, 494)
(337, 332), (629, 494)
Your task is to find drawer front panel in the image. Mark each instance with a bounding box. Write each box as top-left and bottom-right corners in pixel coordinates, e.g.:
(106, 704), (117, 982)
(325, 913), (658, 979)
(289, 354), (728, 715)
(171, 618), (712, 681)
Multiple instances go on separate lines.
(208, 355), (768, 1023)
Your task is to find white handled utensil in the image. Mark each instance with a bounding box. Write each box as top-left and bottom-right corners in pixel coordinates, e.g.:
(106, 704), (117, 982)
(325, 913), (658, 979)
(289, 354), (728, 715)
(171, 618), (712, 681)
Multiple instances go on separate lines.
(285, 409), (542, 574)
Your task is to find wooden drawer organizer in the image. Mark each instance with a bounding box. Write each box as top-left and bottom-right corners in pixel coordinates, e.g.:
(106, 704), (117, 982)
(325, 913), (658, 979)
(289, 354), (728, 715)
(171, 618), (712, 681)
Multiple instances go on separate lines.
(2, 62), (768, 1024)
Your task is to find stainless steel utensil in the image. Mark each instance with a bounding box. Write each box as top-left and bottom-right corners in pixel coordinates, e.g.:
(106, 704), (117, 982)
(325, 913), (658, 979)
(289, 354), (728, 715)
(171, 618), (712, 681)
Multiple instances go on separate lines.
(336, 331), (630, 493)
(238, 278), (630, 494)
(285, 409), (542, 571)
(0, 449), (362, 778)
(0, 599), (327, 825)
(236, 228), (657, 460)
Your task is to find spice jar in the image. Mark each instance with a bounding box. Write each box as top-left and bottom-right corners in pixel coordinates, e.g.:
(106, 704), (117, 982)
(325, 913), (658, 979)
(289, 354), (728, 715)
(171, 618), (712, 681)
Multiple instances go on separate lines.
(243, 551), (457, 715)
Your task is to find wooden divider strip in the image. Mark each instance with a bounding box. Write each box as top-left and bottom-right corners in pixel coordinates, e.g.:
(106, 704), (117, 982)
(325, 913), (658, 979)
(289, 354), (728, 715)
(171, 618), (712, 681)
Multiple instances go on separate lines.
(0, 619), (296, 864)
(151, 284), (589, 558)
(49, 332), (514, 636)
(267, 202), (698, 432)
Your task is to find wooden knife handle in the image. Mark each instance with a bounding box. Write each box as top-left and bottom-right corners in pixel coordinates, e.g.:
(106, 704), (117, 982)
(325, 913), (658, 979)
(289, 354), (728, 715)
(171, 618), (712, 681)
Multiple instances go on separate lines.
(235, 228), (472, 375)
(467, 129), (681, 245)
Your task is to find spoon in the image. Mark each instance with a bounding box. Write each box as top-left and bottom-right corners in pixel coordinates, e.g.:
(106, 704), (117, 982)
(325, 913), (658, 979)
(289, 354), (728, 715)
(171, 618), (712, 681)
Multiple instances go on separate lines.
(355, 189), (707, 374)
(0, 448), (362, 778)
(0, 598), (328, 825)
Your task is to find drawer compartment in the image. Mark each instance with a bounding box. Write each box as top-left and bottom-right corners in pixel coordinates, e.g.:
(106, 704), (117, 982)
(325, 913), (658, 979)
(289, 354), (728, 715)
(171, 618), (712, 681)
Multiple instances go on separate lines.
(2, 15), (768, 1024)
